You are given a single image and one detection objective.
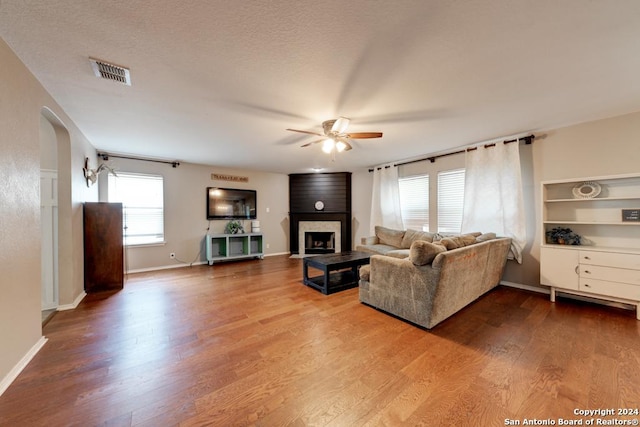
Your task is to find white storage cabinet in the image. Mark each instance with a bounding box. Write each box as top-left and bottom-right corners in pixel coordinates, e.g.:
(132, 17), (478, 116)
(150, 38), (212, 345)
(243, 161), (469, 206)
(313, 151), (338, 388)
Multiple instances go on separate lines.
(540, 173), (640, 319)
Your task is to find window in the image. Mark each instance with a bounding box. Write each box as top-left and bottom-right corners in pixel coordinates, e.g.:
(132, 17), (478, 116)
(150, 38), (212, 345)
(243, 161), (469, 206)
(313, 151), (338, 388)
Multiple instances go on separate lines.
(398, 175), (429, 231)
(437, 169), (465, 233)
(108, 172), (164, 245)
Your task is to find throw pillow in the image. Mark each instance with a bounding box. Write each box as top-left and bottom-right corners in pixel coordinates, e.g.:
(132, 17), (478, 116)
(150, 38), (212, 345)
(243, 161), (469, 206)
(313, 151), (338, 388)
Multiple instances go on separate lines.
(440, 233), (480, 249)
(476, 232), (497, 242)
(439, 237), (460, 250)
(401, 229), (435, 248)
(409, 240), (447, 266)
(375, 226), (405, 248)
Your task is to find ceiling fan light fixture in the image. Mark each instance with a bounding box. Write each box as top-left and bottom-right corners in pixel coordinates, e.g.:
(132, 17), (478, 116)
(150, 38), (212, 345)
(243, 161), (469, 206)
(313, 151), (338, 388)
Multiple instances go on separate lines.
(322, 139), (335, 153)
(335, 141), (347, 152)
(332, 117), (350, 133)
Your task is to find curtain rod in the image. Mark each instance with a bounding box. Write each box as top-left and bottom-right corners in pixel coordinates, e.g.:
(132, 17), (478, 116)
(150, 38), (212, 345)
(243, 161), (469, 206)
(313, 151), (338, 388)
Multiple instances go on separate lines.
(98, 152), (180, 168)
(368, 134), (534, 172)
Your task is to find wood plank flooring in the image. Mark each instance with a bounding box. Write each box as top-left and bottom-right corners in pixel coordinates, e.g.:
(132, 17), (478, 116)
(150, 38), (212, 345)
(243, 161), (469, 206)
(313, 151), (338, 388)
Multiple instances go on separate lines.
(1, 255), (639, 426)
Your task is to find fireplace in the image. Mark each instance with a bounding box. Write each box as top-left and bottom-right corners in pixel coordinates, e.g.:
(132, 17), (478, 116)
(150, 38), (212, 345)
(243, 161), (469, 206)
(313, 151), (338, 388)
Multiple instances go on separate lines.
(297, 220), (342, 255)
(305, 232), (335, 254)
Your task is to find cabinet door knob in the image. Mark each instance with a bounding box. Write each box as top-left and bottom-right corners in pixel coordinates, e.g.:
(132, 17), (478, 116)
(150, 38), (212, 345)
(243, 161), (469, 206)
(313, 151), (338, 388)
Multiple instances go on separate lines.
(583, 256), (590, 260)
(584, 270), (591, 274)
(584, 283), (591, 288)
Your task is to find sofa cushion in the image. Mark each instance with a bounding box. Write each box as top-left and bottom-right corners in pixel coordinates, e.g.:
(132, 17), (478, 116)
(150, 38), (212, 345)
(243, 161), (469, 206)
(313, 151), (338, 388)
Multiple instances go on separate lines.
(357, 244), (400, 256)
(386, 249), (411, 259)
(401, 229), (435, 248)
(409, 240), (447, 266)
(375, 226), (405, 248)
(476, 232), (497, 242)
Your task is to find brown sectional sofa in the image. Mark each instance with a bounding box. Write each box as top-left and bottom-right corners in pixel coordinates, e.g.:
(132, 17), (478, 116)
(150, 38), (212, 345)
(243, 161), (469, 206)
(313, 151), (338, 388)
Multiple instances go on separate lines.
(357, 226), (511, 329)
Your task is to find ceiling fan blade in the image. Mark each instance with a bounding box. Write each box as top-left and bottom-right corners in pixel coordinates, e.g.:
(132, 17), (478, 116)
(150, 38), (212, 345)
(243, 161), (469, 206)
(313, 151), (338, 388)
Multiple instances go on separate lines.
(337, 137), (353, 151)
(300, 138), (326, 148)
(286, 128), (323, 137)
(346, 132), (383, 139)
(331, 117), (350, 133)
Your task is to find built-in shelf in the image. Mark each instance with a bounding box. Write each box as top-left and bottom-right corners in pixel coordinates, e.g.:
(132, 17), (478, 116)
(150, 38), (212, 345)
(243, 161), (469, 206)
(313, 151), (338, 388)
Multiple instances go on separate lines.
(546, 196), (640, 202)
(540, 173), (640, 319)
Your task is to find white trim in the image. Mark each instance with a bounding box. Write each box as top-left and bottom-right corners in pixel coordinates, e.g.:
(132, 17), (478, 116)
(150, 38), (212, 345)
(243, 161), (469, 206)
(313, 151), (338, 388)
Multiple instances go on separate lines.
(126, 260), (208, 274)
(125, 253), (290, 274)
(0, 336), (48, 396)
(57, 291), (86, 311)
(265, 251), (290, 257)
(500, 280), (550, 294)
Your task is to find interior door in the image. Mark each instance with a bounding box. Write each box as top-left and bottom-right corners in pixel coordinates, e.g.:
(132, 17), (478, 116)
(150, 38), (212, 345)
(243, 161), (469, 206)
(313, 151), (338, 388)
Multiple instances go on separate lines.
(41, 169), (58, 310)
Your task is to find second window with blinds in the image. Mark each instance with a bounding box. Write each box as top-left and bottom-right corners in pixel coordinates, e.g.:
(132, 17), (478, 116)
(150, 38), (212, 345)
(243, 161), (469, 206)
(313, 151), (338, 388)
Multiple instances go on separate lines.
(398, 169), (465, 233)
(107, 172), (165, 246)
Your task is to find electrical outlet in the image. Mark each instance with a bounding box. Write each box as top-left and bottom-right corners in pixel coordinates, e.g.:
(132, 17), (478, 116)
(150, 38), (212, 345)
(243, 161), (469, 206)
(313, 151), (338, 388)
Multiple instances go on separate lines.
(266, 243), (270, 249)
(170, 253), (176, 259)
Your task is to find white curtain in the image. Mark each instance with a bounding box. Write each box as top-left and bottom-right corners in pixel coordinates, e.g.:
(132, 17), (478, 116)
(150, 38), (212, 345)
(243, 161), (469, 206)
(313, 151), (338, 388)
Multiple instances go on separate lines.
(461, 142), (526, 263)
(370, 165), (403, 234)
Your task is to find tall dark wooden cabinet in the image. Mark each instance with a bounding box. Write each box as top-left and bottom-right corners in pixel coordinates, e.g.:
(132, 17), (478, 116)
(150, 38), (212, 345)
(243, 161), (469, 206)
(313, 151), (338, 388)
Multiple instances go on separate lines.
(83, 202), (124, 292)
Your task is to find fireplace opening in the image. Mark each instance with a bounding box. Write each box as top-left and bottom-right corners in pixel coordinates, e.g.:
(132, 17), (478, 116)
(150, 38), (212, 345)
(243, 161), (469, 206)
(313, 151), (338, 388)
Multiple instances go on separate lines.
(305, 232), (335, 254)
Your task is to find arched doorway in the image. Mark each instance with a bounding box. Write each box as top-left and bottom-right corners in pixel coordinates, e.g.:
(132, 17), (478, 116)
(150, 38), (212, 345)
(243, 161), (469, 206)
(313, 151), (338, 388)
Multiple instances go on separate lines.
(39, 108), (71, 324)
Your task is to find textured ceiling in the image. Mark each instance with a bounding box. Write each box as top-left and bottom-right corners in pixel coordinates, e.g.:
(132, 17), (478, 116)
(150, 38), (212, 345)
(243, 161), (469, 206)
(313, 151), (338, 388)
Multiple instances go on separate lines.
(2, 0), (640, 173)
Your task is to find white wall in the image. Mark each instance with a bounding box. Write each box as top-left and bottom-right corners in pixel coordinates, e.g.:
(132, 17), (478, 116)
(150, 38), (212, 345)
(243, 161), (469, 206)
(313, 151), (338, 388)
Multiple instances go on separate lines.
(0, 37), (96, 391)
(98, 158), (290, 271)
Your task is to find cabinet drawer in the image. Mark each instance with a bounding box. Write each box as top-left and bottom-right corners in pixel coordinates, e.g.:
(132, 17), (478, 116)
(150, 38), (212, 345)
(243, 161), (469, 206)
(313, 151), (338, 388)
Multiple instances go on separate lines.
(580, 278), (640, 301)
(579, 265), (640, 286)
(580, 250), (640, 270)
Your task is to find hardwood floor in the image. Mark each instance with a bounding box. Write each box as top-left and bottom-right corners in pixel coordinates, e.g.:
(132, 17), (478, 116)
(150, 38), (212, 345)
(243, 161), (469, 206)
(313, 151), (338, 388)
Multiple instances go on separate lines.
(2, 255), (639, 426)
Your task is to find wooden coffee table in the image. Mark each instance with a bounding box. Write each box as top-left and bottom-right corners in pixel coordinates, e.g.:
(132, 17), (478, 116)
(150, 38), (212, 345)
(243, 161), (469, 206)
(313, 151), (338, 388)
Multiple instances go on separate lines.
(302, 251), (371, 295)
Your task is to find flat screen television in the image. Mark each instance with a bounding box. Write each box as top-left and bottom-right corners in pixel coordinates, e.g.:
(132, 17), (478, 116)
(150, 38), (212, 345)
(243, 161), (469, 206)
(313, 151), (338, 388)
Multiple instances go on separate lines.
(206, 187), (257, 219)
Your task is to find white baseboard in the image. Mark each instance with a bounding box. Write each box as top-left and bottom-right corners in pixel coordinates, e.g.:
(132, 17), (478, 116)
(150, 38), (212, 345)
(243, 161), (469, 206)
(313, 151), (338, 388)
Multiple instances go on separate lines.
(126, 254), (292, 274)
(57, 291), (86, 311)
(126, 260), (209, 274)
(0, 336), (48, 396)
(500, 280), (550, 294)
(265, 251), (290, 257)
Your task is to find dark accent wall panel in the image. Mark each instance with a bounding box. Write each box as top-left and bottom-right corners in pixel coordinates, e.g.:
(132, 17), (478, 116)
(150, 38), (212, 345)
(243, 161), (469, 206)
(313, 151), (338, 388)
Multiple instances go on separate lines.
(289, 172), (352, 254)
(289, 172), (352, 213)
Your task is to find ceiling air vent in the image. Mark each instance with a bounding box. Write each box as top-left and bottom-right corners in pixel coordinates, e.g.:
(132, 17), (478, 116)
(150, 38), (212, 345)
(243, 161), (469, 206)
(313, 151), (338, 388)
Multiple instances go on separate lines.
(89, 57), (131, 86)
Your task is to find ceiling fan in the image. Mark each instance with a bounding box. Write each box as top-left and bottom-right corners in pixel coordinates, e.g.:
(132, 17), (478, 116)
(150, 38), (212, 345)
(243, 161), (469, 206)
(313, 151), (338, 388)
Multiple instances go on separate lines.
(286, 117), (383, 154)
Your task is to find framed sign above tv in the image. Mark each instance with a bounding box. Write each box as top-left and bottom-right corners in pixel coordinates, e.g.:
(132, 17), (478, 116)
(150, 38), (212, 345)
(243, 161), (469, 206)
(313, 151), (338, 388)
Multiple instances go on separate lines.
(206, 187), (257, 220)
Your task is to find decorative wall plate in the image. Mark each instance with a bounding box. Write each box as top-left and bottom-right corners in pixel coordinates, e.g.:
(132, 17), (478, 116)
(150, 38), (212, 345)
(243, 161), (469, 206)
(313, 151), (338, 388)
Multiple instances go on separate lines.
(572, 181), (601, 199)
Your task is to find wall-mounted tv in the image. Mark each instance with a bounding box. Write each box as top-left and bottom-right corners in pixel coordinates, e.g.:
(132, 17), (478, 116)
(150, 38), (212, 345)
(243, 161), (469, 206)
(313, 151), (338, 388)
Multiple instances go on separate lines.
(206, 187), (257, 220)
